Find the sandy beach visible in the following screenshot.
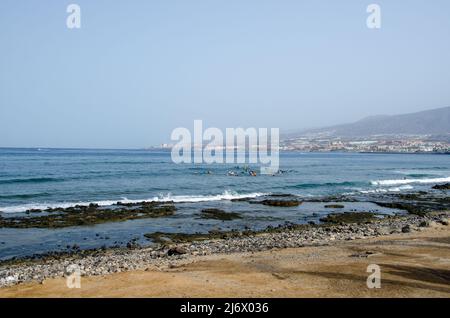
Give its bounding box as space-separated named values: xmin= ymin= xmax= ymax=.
xmin=1 ymin=221 xmax=449 ymax=298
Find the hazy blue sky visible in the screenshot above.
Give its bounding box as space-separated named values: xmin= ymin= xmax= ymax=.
xmin=1 ymin=0 xmax=450 ymax=148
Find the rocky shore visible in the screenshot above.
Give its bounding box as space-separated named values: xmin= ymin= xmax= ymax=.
xmin=1 ymin=210 xmax=448 ymax=288
xmin=0 ymin=201 xmax=176 ymax=228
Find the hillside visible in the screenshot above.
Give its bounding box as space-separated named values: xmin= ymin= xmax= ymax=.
xmin=289 ymin=106 xmax=450 ymax=138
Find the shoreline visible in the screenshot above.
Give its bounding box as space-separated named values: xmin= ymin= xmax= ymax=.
xmin=0 ymin=215 xmax=449 ymax=297
xmin=1 ymin=147 xmax=449 ymax=155
xmin=1 ymin=210 xmax=448 ymax=292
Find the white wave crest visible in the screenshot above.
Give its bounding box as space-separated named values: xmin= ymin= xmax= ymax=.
xmin=0 ymin=191 xmax=267 ymax=213
xmin=348 ymin=185 xmax=414 ymax=195
xmin=386 ymin=185 xmax=414 ymax=192
xmin=370 ymin=177 xmax=450 ymax=186
xmin=151 ymin=190 xmax=266 ymax=203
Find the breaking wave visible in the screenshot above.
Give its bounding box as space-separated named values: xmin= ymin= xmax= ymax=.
xmin=0 ymin=190 xmax=267 ymax=213
xmin=358 ymin=185 xmax=414 ymax=194
xmin=370 ymin=177 xmax=450 ymax=186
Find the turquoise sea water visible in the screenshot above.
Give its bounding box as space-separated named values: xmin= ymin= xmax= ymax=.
xmin=0 ymin=148 xmax=449 ymax=259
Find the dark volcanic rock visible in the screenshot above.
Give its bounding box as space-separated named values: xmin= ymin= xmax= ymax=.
xmin=200 ymin=209 xmax=242 ymax=221
xmin=144 ymin=230 xmax=244 ymax=244
xmin=402 ymin=225 xmax=411 ymax=233
xmin=324 ymin=204 xmax=345 ymax=209
xmin=303 ymin=195 xmax=358 ymax=203
xmin=373 ymin=201 xmax=426 ymax=216
xmin=432 ymin=183 xmax=450 ymax=190
xmin=320 ymin=212 xmax=376 ymax=224
xmin=230 ymin=197 xmax=252 ymax=202
xmin=373 ymin=192 xmax=450 ymax=216
xmin=25 ymin=209 xmax=43 ymax=214
xmin=167 ymin=246 xmax=187 ymax=256
xmin=0 ymin=202 xmax=176 ymax=229
xmin=260 ymin=200 xmax=302 ymax=207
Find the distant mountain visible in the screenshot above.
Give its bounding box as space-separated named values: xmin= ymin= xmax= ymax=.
xmin=288 ymin=106 xmax=450 ymax=138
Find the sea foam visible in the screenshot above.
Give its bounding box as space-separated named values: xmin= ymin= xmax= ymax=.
xmin=0 ymin=190 xmax=267 ymax=213
xmin=370 ymin=176 xmax=450 ymax=186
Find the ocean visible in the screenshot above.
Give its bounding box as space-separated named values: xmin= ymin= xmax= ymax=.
xmin=0 ymin=148 xmax=449 ymax=260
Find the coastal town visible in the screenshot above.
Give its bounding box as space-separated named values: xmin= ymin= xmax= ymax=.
xmin=156 ymin=135 xmax=450 ymax=154
xmin=280 ymin=135 xmax=450 ymax=153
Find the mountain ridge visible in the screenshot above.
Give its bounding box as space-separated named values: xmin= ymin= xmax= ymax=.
xmin=287 ymin=106 xmax=450 ymax=138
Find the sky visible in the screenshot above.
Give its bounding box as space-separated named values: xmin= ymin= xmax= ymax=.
xmin=1 ymin=0 xmax=450 ymax=148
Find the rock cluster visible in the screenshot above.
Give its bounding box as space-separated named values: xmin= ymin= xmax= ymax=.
xmin=0 ymin=202 xmax=176 ymax=229
xmin=432 ymin=183 xmax=450 ymax=190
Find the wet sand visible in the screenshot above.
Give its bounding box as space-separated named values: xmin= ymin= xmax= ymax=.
xmin=1 ymin=224 xmax=449 ymax=298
